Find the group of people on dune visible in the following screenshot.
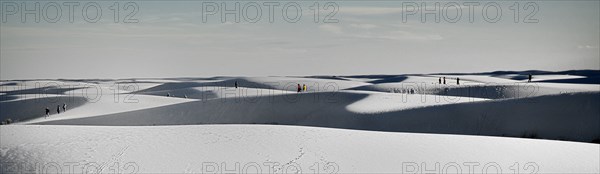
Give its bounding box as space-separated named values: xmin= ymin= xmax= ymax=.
xmin=437 ymin=74 xmax=533 ymax=85
xmin=45 ymin=103 xmax=67 ymax=118
xmin=235 ymin=81 xmax=307 ymax=93
xmin=438 ymin=77 xmax=460 ymax=85
xmin=297 ymin=84 xmax=307 ymax=92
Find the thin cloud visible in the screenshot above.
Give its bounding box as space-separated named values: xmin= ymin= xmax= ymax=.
xmin=319 ymin=23 xmax=442 ymax=41
xmin=349 ymin=23 xmax=379 ymax=29
xmin=318 ymin=24 xmax=344 ymax=34
xmin=340 ymin=7 xmax=404 ymax=15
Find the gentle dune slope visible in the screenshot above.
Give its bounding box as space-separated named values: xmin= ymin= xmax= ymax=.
xmin=21 ymin=94 xmax=194 ymax=124
xmin=137 ymin=76 xmax=369 ymax=93
xmin=138 ymin=87 xmax=294 ymax=100
xmin=349 ymin=81 xmax=598 ymax=99
xmin=34 ymin=91 xmax=370 ymax=126
xmin=1 ymin=125 xmax=597 ymax=173
xmin=35 ymin=90 xmax=600 ymax=142
xmin=366 ymin=92 xmax=600 ymax=142
xmin=0 ymin=96 xmax=88 ymax=122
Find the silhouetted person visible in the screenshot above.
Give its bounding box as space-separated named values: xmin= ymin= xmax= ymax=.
xmin=45 ymin=107 xmax=50 ymax=117
xmin=62 ymin=103 xmax=67 ymax=112
xmin=297 ymin=84 xmax=301 ymax=92
xmin=235 ymin=81 xmax=238 ymax=88
xmin=443 ymin=77 xmax=446 ymax=84
xmin=438 ymin=77 xmax=441 ymax=84
xmin=528 ymin=74 xmax=532 ymax=82
xmin=57 ymin=105 xmax=61 ymax=114
xmin=457 ymin=78 xmax=460 ymax=85
xmin=167 ymin=93 xmax=171 ymax=97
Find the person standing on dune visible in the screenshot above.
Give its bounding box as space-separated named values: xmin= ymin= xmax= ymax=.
xmin=443 ymin=77 xmax=446 ymax=84
xmin=303 ymin=84 xmax=307 ymax=92
xmin=235 ymin=81 xmax=238 ymax=88
xmin=457 ymin=78 xmax=460 ymax=85
xmin=528 ymin=74 xmax=532 ymax=82
xmin=438 ymin=77 xmax=441 ymax=84
xmin=45 ymin=107 xmax=50 ymax=117
xmin=57 ymin=105 xmax=61 ymax=114
xmin=297 ymin=84 xmax=301 ymax=92
xmin=62 ymin=103 xmax=67 ymax=112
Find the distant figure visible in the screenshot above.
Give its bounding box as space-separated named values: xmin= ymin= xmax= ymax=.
xmin=167 ymin=93 xmax=171 ymax=97
xmin=443 ymin=77 xmax=446 ymax=84
xmin=235 ymin=81 xmax=238 ymax=88
xmin=457 ymin=78 xmax=460 ymax=85
xmin=303 ymin=84 xmax=307 ymax=92
xmin=57 ymin=105 xmax=61 ymax=114
xmin=410 ymin=89 xmax=415 ymax=94
xmin=438 ymin=77 xmax=441 ymax=84
xmin=184 ymin=95 xmax=188 ymax=99
xmin=62 ymin=103 xmax=67 ymax=112
xmin=45 ymin=107 xmax=50 ymax=117
xmin=297 ymin=84 xmax=301 ymax=92
xmin=528 ymin=74 xmax=532 ymax=82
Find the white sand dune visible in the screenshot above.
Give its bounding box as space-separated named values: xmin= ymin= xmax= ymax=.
xmin=138 ymin=86 xmax=294 ymax=100
xmin=446 ymin=74 xmax=522 ymax=84
xmin=345 ymin=91 xmax=489 ymax=114
xmin=22 ymin=93 xmax=194 ymax=124
xmin=530 ymin=74 xmax=587 ymax=81
xmin=1 ymin=125 xmax=597 ymax=173
xmin=1 ymin=71 xmax=599 ymax=173
xmin=28 ymin=90 xmax=599 ymax=142
xmin=138 ymin=76 xmax=369 ymax=93
xmin=348 ymin=76 xmax=598 ymax=99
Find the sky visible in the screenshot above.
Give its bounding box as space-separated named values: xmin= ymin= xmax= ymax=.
xmin=1 ymin=1 xmax=599 ymax=80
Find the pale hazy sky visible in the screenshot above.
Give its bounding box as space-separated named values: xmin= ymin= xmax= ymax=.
xmin=1 ymin=1 xmax=599 ymax=80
